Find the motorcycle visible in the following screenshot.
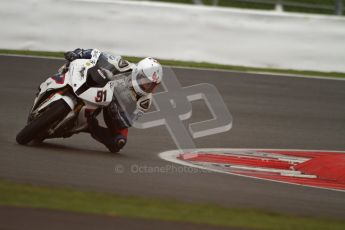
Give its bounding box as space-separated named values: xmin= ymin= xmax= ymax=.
xmin=16 ymin=50 xmax=123 ymax=145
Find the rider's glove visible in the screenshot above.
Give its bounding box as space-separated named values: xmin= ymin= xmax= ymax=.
xmin=64 ymin=48 xmax=83 ymax=62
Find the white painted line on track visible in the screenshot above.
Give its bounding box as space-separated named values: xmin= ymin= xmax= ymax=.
xmin=1 ymin=54 xmax=344 ymax=81
xmin=0 ymin=54 xmax=63 ymax=61
xmin=170 ymin=65 xmax=345 ymax=81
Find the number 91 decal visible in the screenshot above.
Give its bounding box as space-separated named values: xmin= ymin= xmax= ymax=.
xmin=95 ymin=90 xmax=107 ymax=102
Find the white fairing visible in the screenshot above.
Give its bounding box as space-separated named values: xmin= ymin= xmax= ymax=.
xmin=34 ymin=49 xmax=116 ymax=133
xmin=39 ymin=50 xmax=114 ymax=105
xmin=37 ymin=93 xmax=75 ymax=111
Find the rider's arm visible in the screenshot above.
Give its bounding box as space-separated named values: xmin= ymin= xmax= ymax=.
xmin=64 ymin=48 xmax=93 ymax=62
xmin=131 ymin=93 xmax=153 ymax=122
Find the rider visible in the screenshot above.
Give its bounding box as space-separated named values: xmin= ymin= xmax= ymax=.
xmin=64 ymin=48 xmax=163 ymax=153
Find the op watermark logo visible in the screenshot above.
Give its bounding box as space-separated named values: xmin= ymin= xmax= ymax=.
xmin=133 ymin=67 xmax=232 ymax=150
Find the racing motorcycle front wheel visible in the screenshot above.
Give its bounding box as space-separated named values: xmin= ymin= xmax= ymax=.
xmin=16 ymin=100 xmax=71 ymax=145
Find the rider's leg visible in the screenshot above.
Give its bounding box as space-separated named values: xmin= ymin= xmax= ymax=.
xmin=87 ymin=117 xmax=127 ymax=153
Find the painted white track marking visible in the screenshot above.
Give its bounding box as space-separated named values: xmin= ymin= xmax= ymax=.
xmin=1 ymin=54 xmax=344 ymax=81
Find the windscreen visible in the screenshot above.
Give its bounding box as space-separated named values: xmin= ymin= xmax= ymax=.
xmin=96 ymin=53 xmax=117 ymax=78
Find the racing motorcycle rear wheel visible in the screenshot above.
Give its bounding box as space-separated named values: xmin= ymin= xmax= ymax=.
xmin=16 ymin=100 xmax=71 ymax=145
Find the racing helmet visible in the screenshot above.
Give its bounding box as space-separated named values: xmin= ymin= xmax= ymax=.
xmin=131 ymin=57 xmax=163 ymax=96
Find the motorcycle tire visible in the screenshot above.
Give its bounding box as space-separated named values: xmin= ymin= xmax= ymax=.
xmin=16 ymin=99 xmax=71 ymax=145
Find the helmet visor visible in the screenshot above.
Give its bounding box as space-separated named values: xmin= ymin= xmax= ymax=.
xmin=135 ymin=71 xmax=159 ymax=93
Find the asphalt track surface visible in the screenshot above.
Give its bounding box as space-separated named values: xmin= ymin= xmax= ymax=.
xmin=0 ymin=55 xmax=345 ymax=220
